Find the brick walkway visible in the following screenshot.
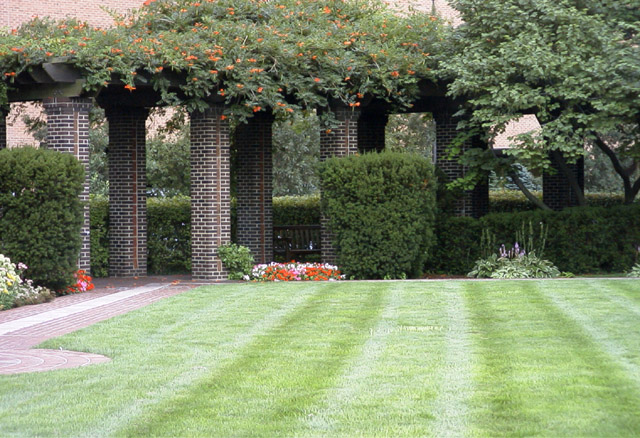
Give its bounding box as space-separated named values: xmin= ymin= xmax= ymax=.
xmin=0 ymin=277 xmax=200 ymax=375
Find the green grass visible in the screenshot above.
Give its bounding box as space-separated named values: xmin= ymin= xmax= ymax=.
xmin=1 ymin=279 xmax=639 ymax=437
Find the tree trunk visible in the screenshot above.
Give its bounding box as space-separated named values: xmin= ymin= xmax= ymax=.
xmin=509 ymin=169 xmax=552 ymax=211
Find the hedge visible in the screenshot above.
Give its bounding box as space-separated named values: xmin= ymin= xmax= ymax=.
xmin=90 ymin=196 xmax=191 ymax=276
xmin=90 ymin=193 xmax=637 ymax=277
xmin=319 ymin=151 xmax=437 ymax=279
xmin=0 ymin=147 xmax=84 ymax=290
xmin=90 ymin=195 xmax=319 ymax=276
xmin=489 ymin=190 xmax=628 ymax=213
xmin=272 ymin=194 xmax=321 ymax=225
xmin=426 ymin=204 xmax=640 ymax=275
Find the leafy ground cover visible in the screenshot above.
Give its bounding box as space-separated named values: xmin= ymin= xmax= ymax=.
xmin=0 ymin=279 xmax=639 ymax=437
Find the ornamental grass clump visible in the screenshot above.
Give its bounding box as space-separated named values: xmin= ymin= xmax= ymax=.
xmin=0 ymin=254 xmax=54 ymax=311
xmin=250 ymin=262 xmax=343 ymax=282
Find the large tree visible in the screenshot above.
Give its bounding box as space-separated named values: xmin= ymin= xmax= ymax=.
xmin=443 ymin=0 xmax=640 ymax=206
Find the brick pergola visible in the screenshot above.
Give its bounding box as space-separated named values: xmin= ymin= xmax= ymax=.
xmin=0 ymin=60 xmax=583 ymax=280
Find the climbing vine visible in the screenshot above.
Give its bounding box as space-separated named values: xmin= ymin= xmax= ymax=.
xmin=0 ymin=0 xmax=449 ymax=120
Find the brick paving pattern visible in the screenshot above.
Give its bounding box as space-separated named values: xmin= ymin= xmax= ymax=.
xmin=0 ymin=279 xmax=198 ymax=375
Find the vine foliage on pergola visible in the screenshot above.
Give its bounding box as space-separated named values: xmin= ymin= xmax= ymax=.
xmin=0 ymin=0 xmax=449 ymax=120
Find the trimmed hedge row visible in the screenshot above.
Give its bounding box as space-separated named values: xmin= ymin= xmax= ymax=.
xmin=489 ymin=191 xmax=628 ymax=213
xmin=272 ymin=194 xmax=321 ymax=225
xmin=90 ymin=195 xmax=321 ymax=276
xmin=90 ymin=196 xmax=191 ymax=277
xmin=426 ymin=204 xmax=640 ymax=275
xmin=0 ymin=147 xmax=85 ymax=291
xmin=90 ymin=194 xmax=638 ymax=277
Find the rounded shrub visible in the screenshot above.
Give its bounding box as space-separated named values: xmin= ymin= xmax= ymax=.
xmin=319 ymin=151 xmax=437 ymax=279
xmin=0 ymin=147 xmax=84 ymax=290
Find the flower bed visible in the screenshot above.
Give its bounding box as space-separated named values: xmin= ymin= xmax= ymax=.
xmin=0 ymin=254 xmax=54 ymax=310
xmin=62 ymin=270 xmax=95 ymax=294
xmin=249 ymin=262 xmax=344 ymax=282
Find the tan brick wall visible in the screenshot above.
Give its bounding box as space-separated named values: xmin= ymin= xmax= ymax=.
xmin=0 ymin=0 xmax=143 ymax=30
xmin=492 ymin=115 xmax=541 ymax=149
xmin=388 ymin=0 xmax=462 ymax=25
xmin=3 ymin=0 xmax=144 ymax=147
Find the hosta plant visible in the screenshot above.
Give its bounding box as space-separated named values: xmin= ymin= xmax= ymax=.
xmin=468 ymin=243 xmax=560 ymax=279
xmin=628 ymin=264 xmax=640 ymax=278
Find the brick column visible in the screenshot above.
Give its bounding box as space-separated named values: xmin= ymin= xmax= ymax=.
xmin=190 ymin=105 xmax=231 ymax=280
xmin=434 ymin=110 xmax=488 ymax=218
xmin=0 ymin=107 xmax=7 ymax=149
xmin=320 ymin=106 xmax=361 ymax=264
xmin=43 ymin=97 xmax=92 ymax=271
xmin=543 ymin=153 xmax=584 ymax=211
xmin=358 ymin=111 xmax=387 ymax=153
xmin=236 ymin=112 xmax=274 ymax=264
xmin=105 ymin=107 xmax=149 ymax=277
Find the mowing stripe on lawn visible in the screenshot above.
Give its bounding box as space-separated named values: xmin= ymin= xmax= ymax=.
xmin=301 ymin=281 xmax=400 ymax=436
xmin=118 ymin=282 xmax=386 ymax=437
xmin=593 ymin=279 xmax=640 ymax=318
xmin=541 ymin=280 xmax=640 ymax=388
xmin=0 ymin=283 xmax=321 ymax=438
xmin=86 ymin=282 xmax=323 ymax=437
xmin=430 ymin=281 xmax=473 ymax=438
xmin=464 ymin=280 xmax=640 ymax=437
xmin=301 ymin=281 xmax=474 ymax=437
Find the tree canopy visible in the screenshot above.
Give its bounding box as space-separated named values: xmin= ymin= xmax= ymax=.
xmin=0 ymin=0 xmax=448 ymax=121
xmin=443 ymin=0 xmax=640 ymax=205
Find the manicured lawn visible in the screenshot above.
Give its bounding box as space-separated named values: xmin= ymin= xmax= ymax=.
xmin=1 ymin=279 xmax=639 ymax=437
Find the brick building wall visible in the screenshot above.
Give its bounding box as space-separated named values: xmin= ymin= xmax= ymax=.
xmin=0 ymin=0 xmax=142 ymax=29
xmin=2 ymin=0 xmax=145 ymax=148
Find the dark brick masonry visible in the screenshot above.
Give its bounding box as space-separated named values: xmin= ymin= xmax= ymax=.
xmin=434 ymin=110 xmax=489 ymax=218
xmin=543 ymin=153 xmax=584 ymax=211
xmin=106 ymin=106 xmax=149 ymax=277
xmin=0 ymin=108 xmax=7 ymax=149
xmin=190 ymin=105 xmax=231 ymax=280
xmin=319 ymin=106 xmax=361 ymax=265
xmin=43 ymin=97 xmax=93 ymax=271
xmin=236 ymin=112 xmax=275 ymax=264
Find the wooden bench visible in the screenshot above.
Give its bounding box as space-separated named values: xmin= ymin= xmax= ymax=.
xmin=273 ymin=225 xmax=321 ymax=261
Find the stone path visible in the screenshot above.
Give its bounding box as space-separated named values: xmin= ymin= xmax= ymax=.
xmin=0 ymin=280 xmax=198 ymax=375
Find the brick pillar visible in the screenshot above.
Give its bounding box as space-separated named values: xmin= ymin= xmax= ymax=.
xmin=190 ymin=105 xmax=231 ymax=280
xmin=358 ymin=111 xmax=387 ymax=153
xmin=43 ymin=97 xmax=92 ymax=271
xmin=320 ymin=106 xmax=361 ymax=264
xmin=105 ymin=107 xmax=149 ymax=277
xmin=236 ymin=112 xmax=274 ymax=264
xmin=0 ymin=107 xmax=7 ymax=149
xmin=434 ymin=110 xmax=488 ymax=218
xmin=543 ymin=153 xmax=584 ymax=211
